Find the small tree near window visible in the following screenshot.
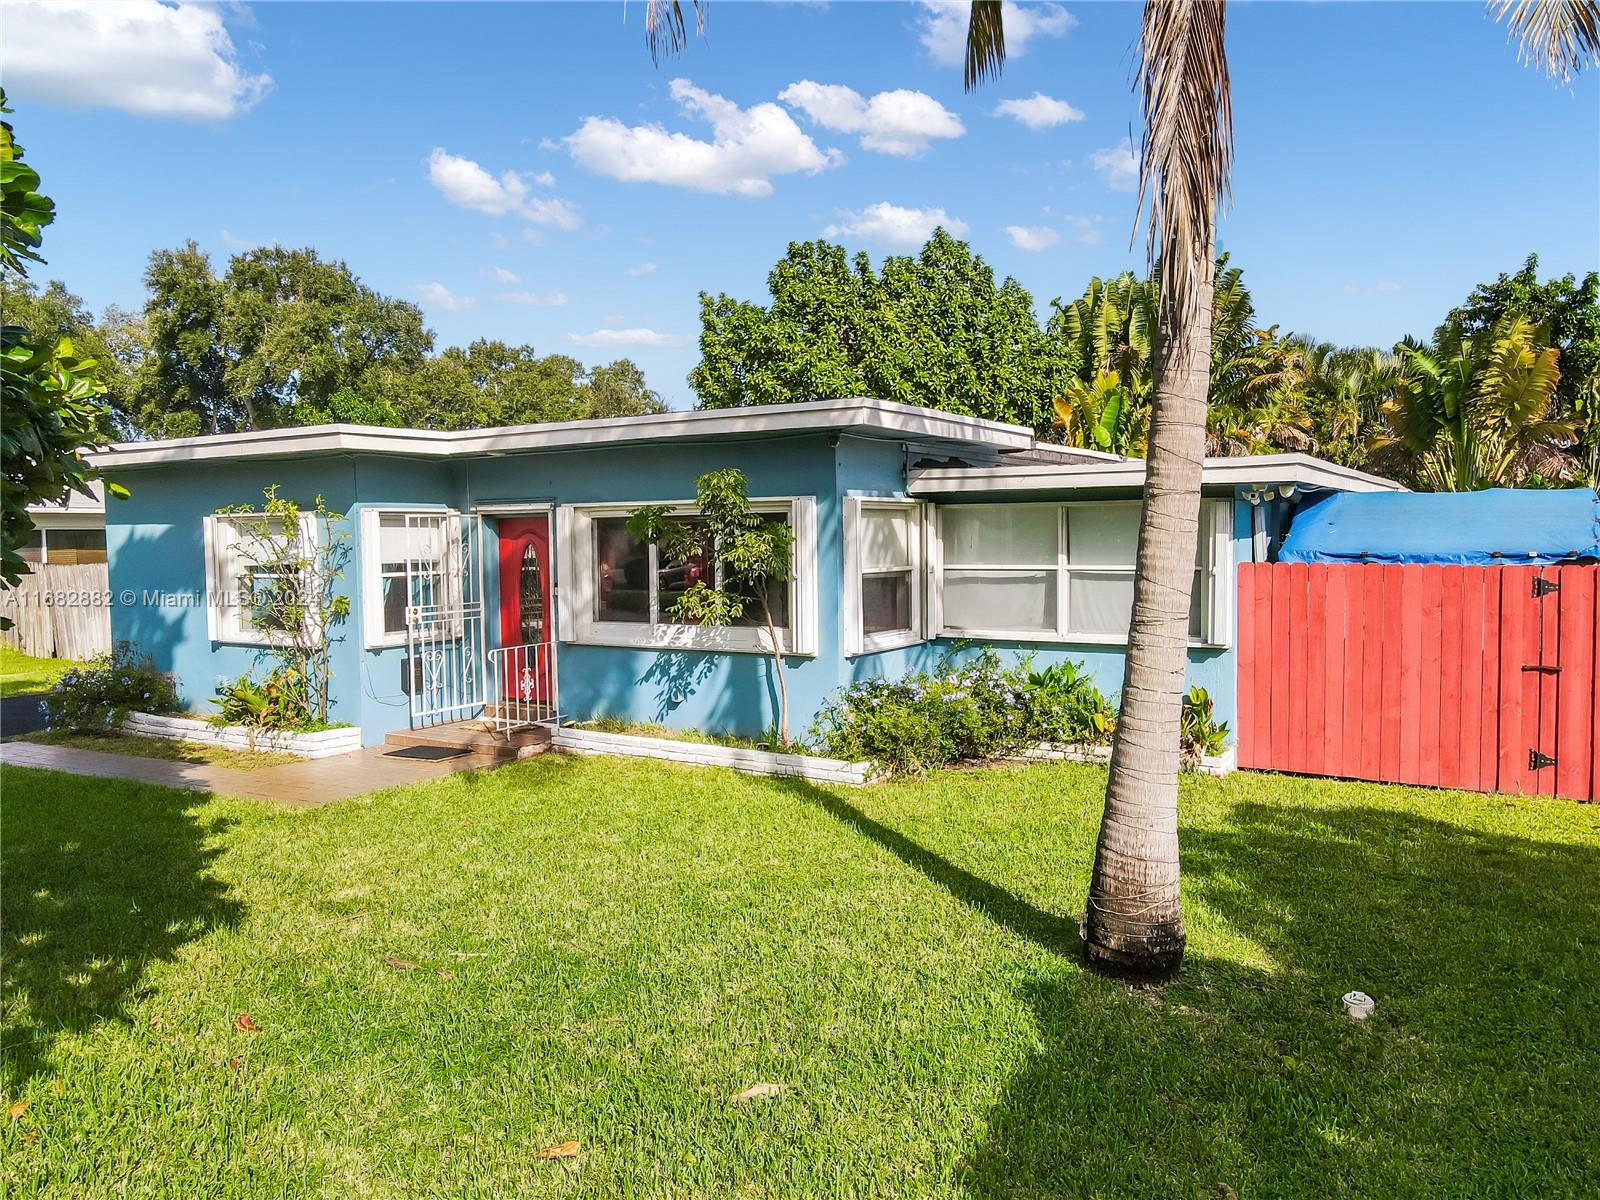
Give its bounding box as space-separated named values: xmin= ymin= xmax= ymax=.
xmin=627 ymin=468 xmax=796 ymax=744
xmin=216 ymin=485 xmax=351 ymax=725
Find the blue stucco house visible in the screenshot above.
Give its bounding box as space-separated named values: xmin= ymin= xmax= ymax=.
xmin=94 ymin=398 xmax=1399 ymax=749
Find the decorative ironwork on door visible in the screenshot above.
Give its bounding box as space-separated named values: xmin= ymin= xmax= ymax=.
xmin=404 ymin=511 xmax=486 ymax=727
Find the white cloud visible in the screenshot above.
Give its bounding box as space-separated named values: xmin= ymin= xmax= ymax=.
xmin=918 ymin=1 xmax=1075 ymax=68
xmin=1066 ymin=214 xmax=1106 ymax=246
xmin=1005 ymin=224 xmax=1060 ymax=252
xmin=566 ymin=328 xmax=687 ymax=348
xmin=779 ymin=82 xmax=963 ymax=157
xmin=1091 ymin=138 xmax=1138 ymax=193
xmin=1343 ymin=281 xmax=1404 ymax=295
xmin=219 ymin=229 xmax=258 ymax=250
xmin=486 ymin=266 xmax=521 ymax=284
xmin=994 ymin=92 xmax=1085 ymax=130
xmin=532 ymin=170 xmax=557 ymax=188
xmin=824 ymin=202 xmax=968 ymax=249
xmin=627 ymin=262 xmax=659 ymax=277
xmin=500 ymin=291 xmax=569 ymax=307
xmin=415 ymin=282 xmax=475 ymax=313
xmin=4 ymin=0 xmax=272 ymax=120
xmin=565 ymin=78 xmax=839 ymax=197
xmin=426 ymin=148 xmax=581 ymax=228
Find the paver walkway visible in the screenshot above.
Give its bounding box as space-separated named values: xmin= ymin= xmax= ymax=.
xmin=0 ymin=741 xmax=489 ymax=806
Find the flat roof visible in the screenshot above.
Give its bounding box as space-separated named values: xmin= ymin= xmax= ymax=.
xmin=91 ymin=397 xmax=1038 ymax=469
xmin=908 ymin=453 xmax=1403 ymax=497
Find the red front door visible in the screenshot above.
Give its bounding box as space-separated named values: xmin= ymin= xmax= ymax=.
xmin=496 ymin=516 xmax=553 ymax=701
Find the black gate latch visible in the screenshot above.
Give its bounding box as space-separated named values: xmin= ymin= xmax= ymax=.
xmin=1529 ymin=749 xmax=1557 ymax=771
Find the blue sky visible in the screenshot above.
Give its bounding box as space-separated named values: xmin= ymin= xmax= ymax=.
xmin=7 ymin=1 xmax=1598 ymax=410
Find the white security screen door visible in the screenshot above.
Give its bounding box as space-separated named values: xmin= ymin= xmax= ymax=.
xmin=403 ymin=511 xmax=486 ymax=726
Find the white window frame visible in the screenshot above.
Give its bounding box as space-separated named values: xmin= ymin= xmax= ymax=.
xmin=843 ymin=497 xmax=928 ymax=657
xmin=357 ymin=506 xmax=460 ymax=650
xmin=932 ymin=498 xmax=1233 ymax=648
xmin=557 ymin=496 xmax=818 ymax=657
xmin=202 ymin=511 xmax=318 ymax=646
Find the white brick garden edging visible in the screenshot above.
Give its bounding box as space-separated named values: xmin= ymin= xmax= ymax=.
xmin=1018 ymin=742 xmax=1237 ymax=777
xmin=551 ymin=726 xmax=872 ymax=785
xmin=122 ymin=711 xmax=361 ymax=759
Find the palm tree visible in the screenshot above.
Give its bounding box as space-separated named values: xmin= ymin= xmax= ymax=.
xmin=641 ymin=0 xmax=1599 ymax=978
xmin=1372 ymin=316 xmax=1578 ymax=489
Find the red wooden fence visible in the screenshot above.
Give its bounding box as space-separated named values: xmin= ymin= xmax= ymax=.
xmin=1237 ymin=563 xmax=1599 ymax=802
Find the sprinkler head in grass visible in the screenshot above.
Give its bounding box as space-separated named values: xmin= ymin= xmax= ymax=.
xmin=1341 ymin=990 xmax=1375 ymax=1020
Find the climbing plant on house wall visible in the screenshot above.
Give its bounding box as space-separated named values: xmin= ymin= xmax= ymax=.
xmin=213 ymin=486 xmax=351 ymax=727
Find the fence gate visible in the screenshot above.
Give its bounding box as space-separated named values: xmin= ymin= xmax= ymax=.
xmin=404 ymin=511 xmax=486 ymax=727
xmin=1237 ymin=563 xmax=1598 ymax=802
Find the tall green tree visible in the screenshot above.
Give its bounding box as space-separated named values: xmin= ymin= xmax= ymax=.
xmin=1437 ymin=254 xmax=1600 ymax=475
xmin=134 ymin=242 xmax=433 ymax=436
xmin=692 ymin=230 xmax=1077 ymax=434
xmin=1373 ymin=315 xmax=1576 ymax=490
xmin=0 ymin=87 xmax=121 ymax=608
xmin=2 ymin=278 xmax=138 ymax=433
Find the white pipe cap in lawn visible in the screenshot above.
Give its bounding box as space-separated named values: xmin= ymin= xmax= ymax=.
xmin=1341 ymin=990 xmax=1376 ymax=1020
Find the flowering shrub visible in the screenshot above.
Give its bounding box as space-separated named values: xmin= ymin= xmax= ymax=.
xmin=811 ymin=649 xmax=1114 ymax=775
xmin=41 ymin=642 xmax=180 ymax=734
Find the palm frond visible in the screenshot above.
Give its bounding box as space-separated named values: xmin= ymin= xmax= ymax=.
xmin=964 ymin=1 xmax=1007 ymax=91
xmin=1492 ymin=0 xmax=1600 ymax=82
xmin=1135 ymin=0 xmax=1233 ymax=300
xmin=643 ymin=0 xmax=706 ymax=64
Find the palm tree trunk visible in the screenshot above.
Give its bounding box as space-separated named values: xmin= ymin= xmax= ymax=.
xmin=1083 ymin=237 xmax=1216 ymax=980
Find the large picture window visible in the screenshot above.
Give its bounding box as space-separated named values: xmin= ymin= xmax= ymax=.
xmin=560 ymin=498 xmax=817 ymax=656
xmin=936 ymin=500 xmax=1231 ymax=646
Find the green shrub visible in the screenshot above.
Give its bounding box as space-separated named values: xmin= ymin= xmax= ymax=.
xmin=812 ymin=649 xmax=1114 ymax=776
xmin=1180 ymin=684 xmax=1231 ymax=762
xmin=41 ymin=642 xmax=179 ymax=734
xmin=212 ymin=666 xmax=332 ymax=732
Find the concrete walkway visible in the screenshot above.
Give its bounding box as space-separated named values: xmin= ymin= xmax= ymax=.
xmin=0 ymin=741 xmax=488 ymax=807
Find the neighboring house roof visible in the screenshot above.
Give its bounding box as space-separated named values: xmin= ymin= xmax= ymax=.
xmin=90 ymin=398 xmax=1039 ymax=469
xmin=24 ymin=479 xmax=106 ymax=517
xmin=1280 ymin=487 xmax=1600 ymax=565
xmin=908 ymin=453 xmax=1403 ymax=498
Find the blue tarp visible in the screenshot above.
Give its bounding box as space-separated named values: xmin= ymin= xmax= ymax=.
xmin=1279 ymin=488 xmax=1600 ymax=565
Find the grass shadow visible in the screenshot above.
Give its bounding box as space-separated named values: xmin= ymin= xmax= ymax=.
xmin=957 ymin=798 xmax=1600 ymax=1196
xmin=775 ymin=777 xmax=1083 ymax=958
xmin=1 ymin=766 xmax=244 ymax=1090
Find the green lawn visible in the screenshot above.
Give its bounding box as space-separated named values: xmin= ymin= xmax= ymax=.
xmin=2 ymin=757 xmax=1596 ymax=1198
xmin=0 ymin=648 xmax=77 ymax=698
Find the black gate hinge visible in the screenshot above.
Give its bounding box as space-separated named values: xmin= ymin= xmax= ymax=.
xmin=1529 ymin=749 xmax=1557 ymax=771
xmin=1533 ymin=577 xmax=1560 ymax=597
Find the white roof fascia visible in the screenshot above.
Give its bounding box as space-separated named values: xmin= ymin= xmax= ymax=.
xmin=89 ymin=398 xmax=1037 ymax=470
xmin=908 ymin=453 xmax=1403 ymax=496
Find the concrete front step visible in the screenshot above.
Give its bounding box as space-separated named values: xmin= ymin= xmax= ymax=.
xmin=384 ymin=719 xmax=552 ymax=761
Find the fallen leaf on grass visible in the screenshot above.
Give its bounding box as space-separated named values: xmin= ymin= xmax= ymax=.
xmin=534 ymin=1140 xmax=580 ymax=1160
xmin=229 ymin=1056 xmax=243 ymax=1072
xmin=730 ymin=1082 xmax=785 ymax=1104
xmin=435 ymin=968 xmax=454 ymax=980
xmin=235 ymin=1013 xmax=261 ymax=1033
xmin=7 ymin=1100 xmax=29 ymax=1122
xmin=382 ymin=954 xmax=421 ymax=972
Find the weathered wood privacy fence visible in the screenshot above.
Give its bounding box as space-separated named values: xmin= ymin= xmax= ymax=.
xmin=1237 ymin=563 xmax=1598 ymax=802
xmin=0 ymin=563 xmax=112 ymax=660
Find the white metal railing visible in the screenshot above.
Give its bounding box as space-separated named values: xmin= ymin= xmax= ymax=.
xmin=486 ymin=640 xmax=560 ymax=733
